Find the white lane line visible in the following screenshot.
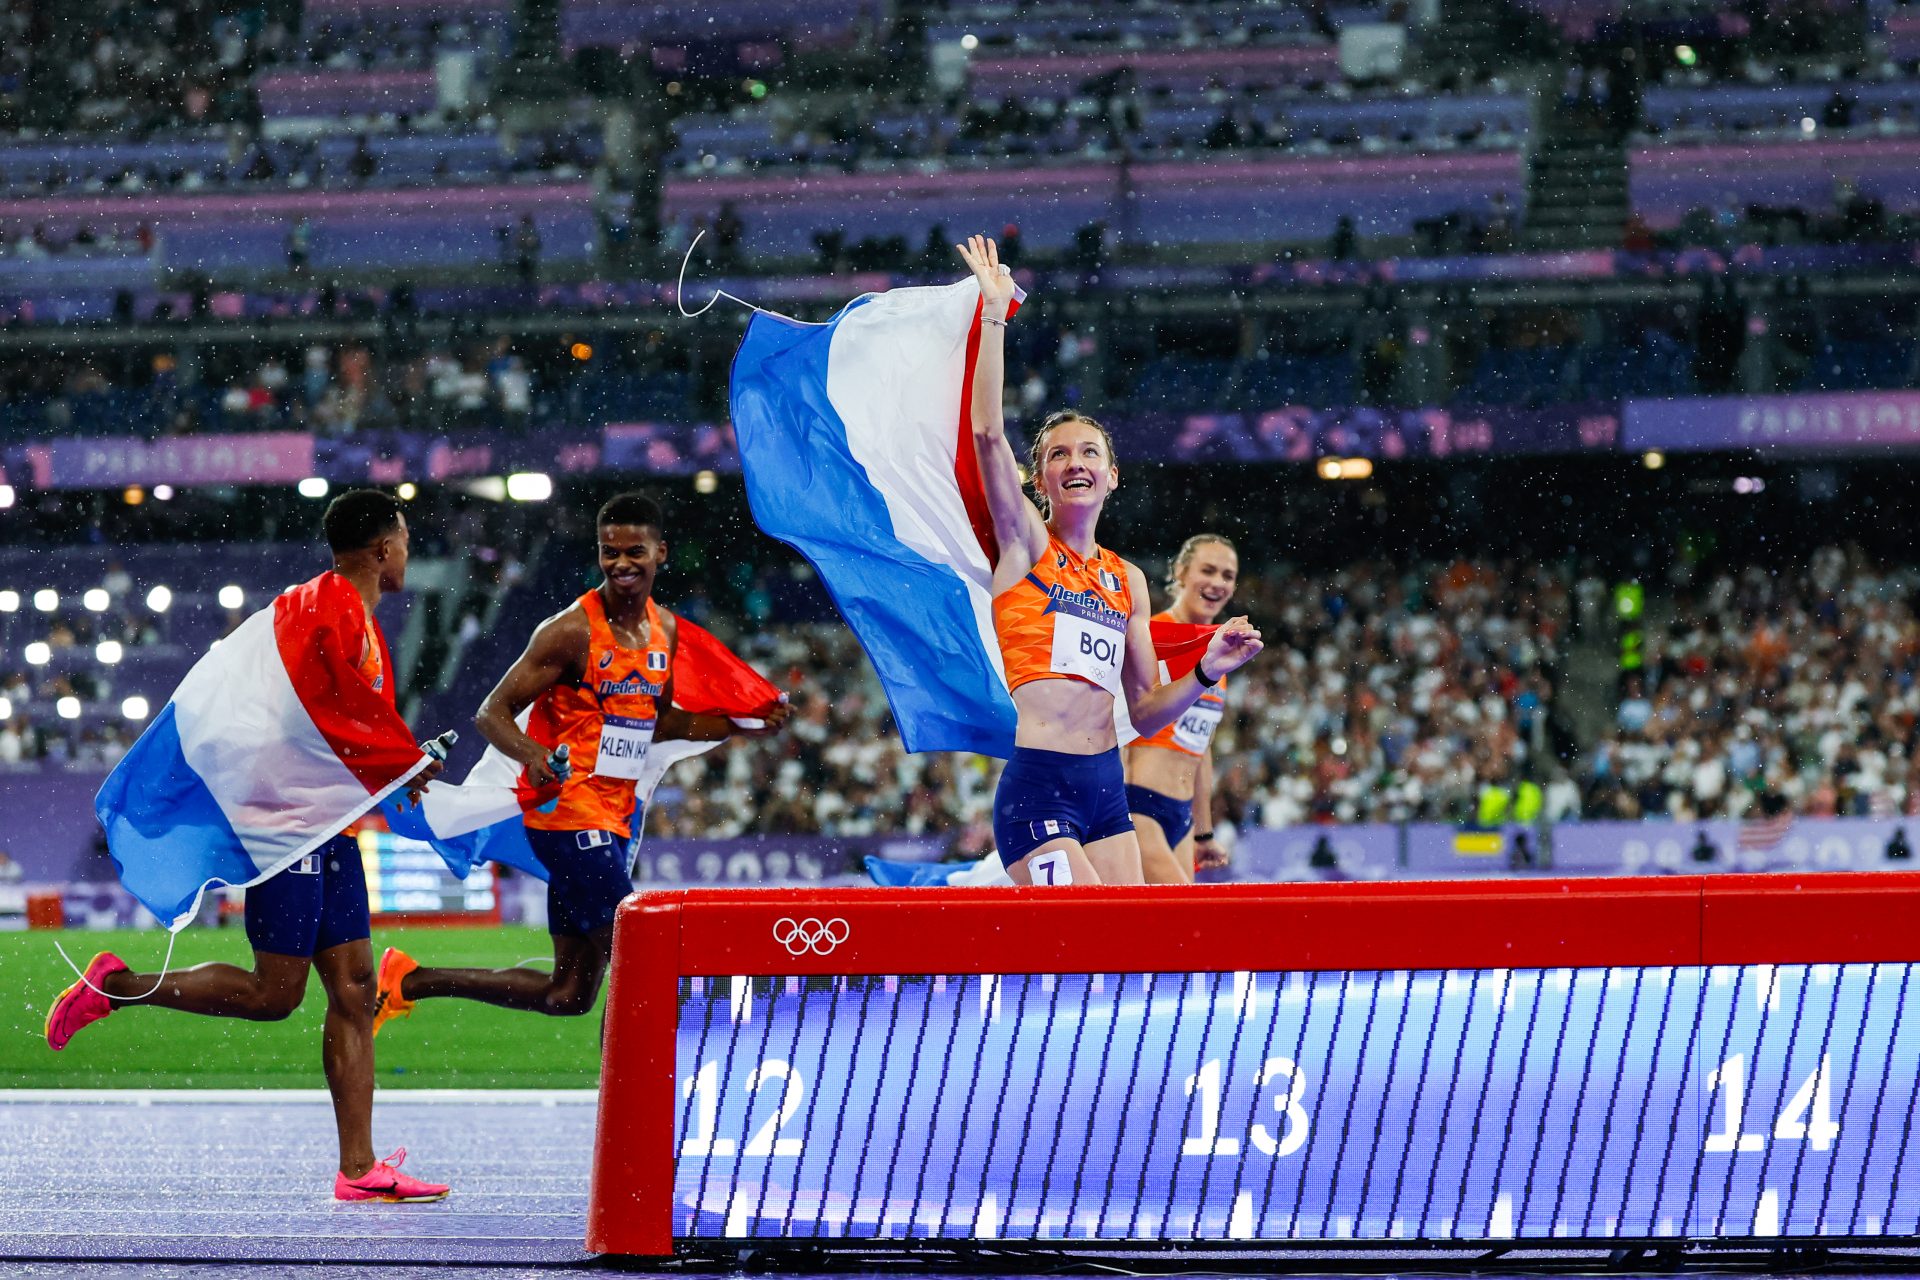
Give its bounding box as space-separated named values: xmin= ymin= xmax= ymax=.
xmin=0 ymin=1088 xmax=598 ymax=1104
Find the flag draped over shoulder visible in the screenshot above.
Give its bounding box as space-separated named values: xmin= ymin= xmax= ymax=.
xmin=731 ymin=278 xmax=1026 ymax=757
xmin=94 ymin=572 xmax=430 ymax=930
xmin=386 ymin=614 xmax=783 ymax=878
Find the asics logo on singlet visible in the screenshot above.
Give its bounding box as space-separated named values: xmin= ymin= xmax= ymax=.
xmin=595 ymin=673 xmax=664 ymax=698
xmin=773 ymin=917 xmax=850 ymax=956
xmin=1040 ymin=583 xmax=1126 ymax=629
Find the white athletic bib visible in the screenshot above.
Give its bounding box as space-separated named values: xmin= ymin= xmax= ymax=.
xmin=1028 ymin=849 xmax=1073 ymax=886
xmin=594 ymin=713 xmax=657 ymax=780
xmin=1049 ymin=612 xmax=1125 ymax=695
xmin=1173 ymin=695 xmax=1225 ymax=753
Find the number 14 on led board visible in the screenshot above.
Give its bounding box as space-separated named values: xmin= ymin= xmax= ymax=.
xmin=1704 ymin=1054 xmax=1838 ymax=1154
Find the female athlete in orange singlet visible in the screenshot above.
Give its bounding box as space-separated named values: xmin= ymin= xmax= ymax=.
xmin=957 ymin=233 xmax=1263 ymax=886
xmin=1126 ymin=535 xmax=1240 ymax=883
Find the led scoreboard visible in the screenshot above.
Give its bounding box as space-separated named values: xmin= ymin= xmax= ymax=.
xmin=355 ymin=829 xmax=498 ymax=923
xmin=587 ymin=876 xmax=1920 ymax=1257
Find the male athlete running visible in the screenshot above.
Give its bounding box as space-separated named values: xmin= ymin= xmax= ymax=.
xmin=372 ymin=492 xmax=788 ymax=1025
xmin=46 ymin=489 xmax=451 ymax=1202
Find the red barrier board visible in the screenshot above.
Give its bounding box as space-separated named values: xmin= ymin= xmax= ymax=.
xmin=586 ymin=873 xmax=1920 ymax=1257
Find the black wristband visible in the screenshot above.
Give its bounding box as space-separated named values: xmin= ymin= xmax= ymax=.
xmin=1194 ymin=660 xmax=1220 ymax=688
xmin=1195 ymin=832 xmax=1215 ymax=842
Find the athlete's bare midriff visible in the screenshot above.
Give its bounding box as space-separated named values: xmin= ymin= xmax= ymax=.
xmin=1123 ymin=740 xmax=1199 ymax=800
xmin=1011 ymin=677 xmax=1121 ymax=754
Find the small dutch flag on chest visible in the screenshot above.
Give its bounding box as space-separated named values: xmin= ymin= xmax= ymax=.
xmin=1097 ymin=568 xmax=1122 ymax=593
xmin=647 ymin=650 xmax=668 ymax=671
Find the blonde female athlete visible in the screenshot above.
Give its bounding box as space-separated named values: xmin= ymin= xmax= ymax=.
xmin=958 ymin=233 xmax=1263 ymax=886
xmin=1126 ymin=534 xmax=1241 ymax=883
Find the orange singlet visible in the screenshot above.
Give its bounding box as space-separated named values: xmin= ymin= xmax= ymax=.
xmin=993 ymin=536 xmax=1133 ymax=696
xmin=1134 ymin=610 xmax=1226 ymax=757
xmin=322 ymin=569 xmax=393 ymax=702
xmin=354 ymin=615 xmax=388 ymax=698
xmin=523 ymin=591 xmax=672 ymax=839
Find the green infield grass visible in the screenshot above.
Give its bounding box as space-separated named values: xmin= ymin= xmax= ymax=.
xmin=0 ymin=926 xmax=604 ymax=1090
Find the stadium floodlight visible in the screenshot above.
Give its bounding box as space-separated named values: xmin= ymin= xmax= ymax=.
xmin=298 ymin=477 xmax=330 ymax=499
xmin=82 ymin=588 xmax=109 ymax=612
xmin=694 ymin=470 xmax=719 ymax=495
xmin=96 ymin=640 xmax=123 ymax=664
xmin=153 ymin=484 xmax=175 ymax=501
xmin=1316 ymin=457 xmax=1373 ymax=481
xmin=218 ymin=585 xmax=245 ymax=610
xmin=0 ymin=485 xmax=14 ymax=509
xmin=0 ymin=591 xmax=17 ymax=613
xmin=146 ymin=585 xmax=173 ymax=613
xmin=33 ymin=589 xmax=56 ymax=612
xmin=24 ymin=642 xmax=49 ymax=666
xmin=55 ymin=696 xmax=80 ymax=720
xmin=0 ymin=697 xmax=11 ymax=720
xmin=397 ymin=482 xmax=418 ymax=501
xmin=122 ymin=696 xmax=150 ymax=721
xmin=507 ymin=472 xmax=553 ymax=502
xmin=961 ymin=31 xmax=978 ymax=49
xmin=1642 ymin=450 xmax=1666 ymax=470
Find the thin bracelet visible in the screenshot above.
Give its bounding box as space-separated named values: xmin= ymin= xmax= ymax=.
xmin=981 ymin=315 xmax=1007 ymax=327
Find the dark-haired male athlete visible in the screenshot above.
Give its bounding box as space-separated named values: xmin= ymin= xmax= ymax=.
xmin=47 ymin=488 xmax=451 ymax=1202
xmin=373 ymin=491 xmax=789 ymax=1026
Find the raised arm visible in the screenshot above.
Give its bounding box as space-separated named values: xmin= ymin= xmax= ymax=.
xmin=956 ymin=234 xmax=1048 ymax=576
xmin=475 ymin=609 xmax=586 ymax=786
xmin=1119 ymin=562 xmax=1265 ymax=739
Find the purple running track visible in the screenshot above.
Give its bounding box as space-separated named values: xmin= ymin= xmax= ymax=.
xmin=0 ymin=1090 xmax=594 ymax=1265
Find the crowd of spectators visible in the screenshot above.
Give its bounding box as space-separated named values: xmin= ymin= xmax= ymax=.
xmin=0 ymin=0 xmax=506 ymax=136
xmin=0 ymin=124 xmax=598 ymax=204
xmin=0 ymin=222 xmax=153 ymax=259
xmin=256 ymin=14 xmax=506 ymax=74
xmin=1583 ymin=544 xmax=1920 ymax=822
xmin=643 ymin=544 xmax=1920 ymax=842
xmin=6 ymin=284 xmax=1918 ymax=439
xmin=3 ymin=0 xmax=261 ymax=135
xmin=0 ymin=330 xmax=689 ymax=440
xmin=642 ymin=556 xmax=1576 ymax=844
xmin=667 ymin=71 xmax=1521 ymax=181
xmin=9 ymin=525 xmax=1920 ymax=843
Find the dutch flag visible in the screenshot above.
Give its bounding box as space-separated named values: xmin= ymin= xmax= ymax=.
xmin=94 ymin=572 xmax=434 ymax=930
xmin=731 ymin=278 xmax=1025 ymax=757
xmin=733 ymin=278 xmax=1213 ymax=759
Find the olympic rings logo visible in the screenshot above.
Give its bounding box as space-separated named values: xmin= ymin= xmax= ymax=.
xmin=772 ymin=917 xmax=850 ymax=956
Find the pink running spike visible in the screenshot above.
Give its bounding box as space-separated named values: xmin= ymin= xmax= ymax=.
xmin=45 ymin=952 xmax=128 ymax=1051
xmin=334 ymin=1147 xmax=450 ymax=1203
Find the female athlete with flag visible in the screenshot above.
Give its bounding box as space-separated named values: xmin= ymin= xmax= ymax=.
xmin=957 ymin=234 xmax=1263 ymax=886
xmin=1127 ymin=534 xmax=1241 ymax=883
